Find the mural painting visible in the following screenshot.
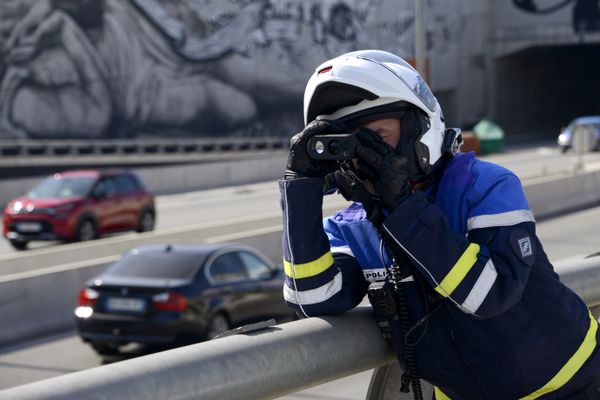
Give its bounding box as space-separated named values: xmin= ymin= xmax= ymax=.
xmin=513 ymin=0 xmax=600 ymax=33
xmin=0 ymin=0 xmax=459 ymax=139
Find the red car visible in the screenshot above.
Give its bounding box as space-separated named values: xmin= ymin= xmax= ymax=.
xmin=2 ymin=170 xmax=155 ymax=250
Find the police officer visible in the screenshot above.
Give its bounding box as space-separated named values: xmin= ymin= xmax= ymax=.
xmin=280 ymin=50 xmax=600 ymax=399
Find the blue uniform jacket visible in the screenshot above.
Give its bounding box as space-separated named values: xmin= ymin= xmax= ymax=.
xmin=279 ymin=152 xmax=600 ymax=399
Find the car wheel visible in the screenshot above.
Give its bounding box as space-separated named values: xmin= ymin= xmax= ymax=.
xmin=136 ymin=209 xmax=155 ymax=233
xmin=560 ymin=146 xmax=569 ymax=154
xmin=206 ymin=313 xmax=230 ymax=339
xmin=75 ymin=219 xmax=97 ymax=242
xmin=9 ymin=239 xmax=28 ymax=251
xmin=90 ymin=342 xmax=120 ymax=356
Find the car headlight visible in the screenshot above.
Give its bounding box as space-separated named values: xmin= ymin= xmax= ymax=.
xmin=558 ymin=133 xmax=569 ymax=145
xmin=5 ymin=201 xmax=23 ymax=215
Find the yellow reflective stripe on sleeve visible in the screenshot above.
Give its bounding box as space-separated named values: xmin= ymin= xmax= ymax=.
xmin=433 ymin=386 xmax=452 ymax=400
xmin=434 ymin=386 xmax=452 ymax=400
xmin=520 ymin=311 xmax=598 ymax=400
xmin=283 ymin=251 xmax=334 ymax=279
xmin=434 ymin=243 xmax=480 ymax=297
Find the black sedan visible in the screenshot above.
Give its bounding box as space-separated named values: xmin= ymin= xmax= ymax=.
xmin=75 ymin=243 xmax=295 ymax=356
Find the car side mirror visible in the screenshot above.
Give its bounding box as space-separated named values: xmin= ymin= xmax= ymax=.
xmin=268 ymin=266 xmax=283 ymax=279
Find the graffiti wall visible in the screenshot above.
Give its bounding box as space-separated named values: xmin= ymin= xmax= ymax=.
xmin=488 ymin=0 xmax=600 ymax=59
xmin=0 ymin=0 xmax=464 ymax=139
xmin=511 ymin=0 xmax=600 ymax=33
xmin=0 ymin=0 xmax=426 ymax=139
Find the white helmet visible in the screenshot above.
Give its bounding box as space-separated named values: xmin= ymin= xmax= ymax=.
xmin=303 ymin=49 xmax=459 ymax=182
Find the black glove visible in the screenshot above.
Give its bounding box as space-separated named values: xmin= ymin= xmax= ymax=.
xmin=354 ymin=128 xmax=411 ymax=210
xmin=285 ymin=118 xmax=347 ymax=179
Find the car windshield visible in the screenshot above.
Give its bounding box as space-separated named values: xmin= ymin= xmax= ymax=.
xmin=105 ymin=251 xmax=209 ymax=280
xmin=569 ymin=119 xmax=600 ymax=131
xmin=28 ymin=176 xmax=96 ymax=199
xmin=582 ymin=122 xmax=600 ymax=130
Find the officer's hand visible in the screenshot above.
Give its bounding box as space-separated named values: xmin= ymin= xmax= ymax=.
xmin=354 ymin=128 xmax=411 ymax=210
xmin=285 ymin=118 xmax=346 ymax=179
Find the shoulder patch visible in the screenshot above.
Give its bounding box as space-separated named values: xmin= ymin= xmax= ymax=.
xmin=509 ymin=229 xmax=536 ymax=266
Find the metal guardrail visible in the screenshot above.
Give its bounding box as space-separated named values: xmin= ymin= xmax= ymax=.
xmin=0 ymin=307 xmax=396 ymax=400
xmin=1 ymin=257 xmax=599 ymax=400
xmin=0 ymin=138 xmax=289 ymax=158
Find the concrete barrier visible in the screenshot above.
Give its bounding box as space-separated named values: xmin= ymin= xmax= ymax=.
xmin=135 ymin=154 xmax=288 ymax=195
xmin=0 ymin=259 xmax=115 ymax=345
xmin=524 ymin=169 xmax=600 ymax=218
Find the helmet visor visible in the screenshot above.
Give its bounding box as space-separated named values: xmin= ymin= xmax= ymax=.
xmin=339 ymin=102 xmax=410 ymax=130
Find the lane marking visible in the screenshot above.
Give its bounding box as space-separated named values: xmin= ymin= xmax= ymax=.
xmin=204 ymin=225 xmax=283 ymax=244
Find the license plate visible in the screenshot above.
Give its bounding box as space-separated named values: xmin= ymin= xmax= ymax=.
xmin=106 ymin=297 xmax=146 ymax=313
xmin=16 ymin=222 xmax=42 ymax=232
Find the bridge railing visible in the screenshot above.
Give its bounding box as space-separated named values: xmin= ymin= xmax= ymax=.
xmin=0 ymin=138 xmax=289 ymax=158
xmin=1 ymin=257 xmax=599 ymax=400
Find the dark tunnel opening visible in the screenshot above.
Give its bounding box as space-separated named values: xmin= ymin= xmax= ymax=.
xmin=495 ymin=43 xmax=600 ymax=138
